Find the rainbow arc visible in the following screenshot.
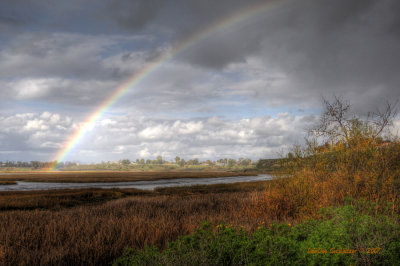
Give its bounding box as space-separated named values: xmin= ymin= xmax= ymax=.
xmin=50 ymin=0 xmax=289 ymax=170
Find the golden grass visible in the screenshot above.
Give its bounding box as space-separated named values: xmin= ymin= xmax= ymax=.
xmin=0 ymin=181 xmax=267 ymax=211
xmin=251 ymin=141 xmax=400 ymax=220
xmin=0 ymin=182 xmax=273 ymax=266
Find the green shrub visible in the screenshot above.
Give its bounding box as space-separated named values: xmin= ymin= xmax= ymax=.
xmin=114 ymin=204 xmax=400 ymax=266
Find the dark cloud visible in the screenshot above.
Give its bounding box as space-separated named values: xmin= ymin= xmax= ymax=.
xmin=0 ymin=0 xmax=37 ymax=25
xmin=108 ymin=0 xmax=164 ymax=31
xmin=173 ymin=0 xmax=400 ymax=112
xmin=2 ymin=0 xmax=399 ymax=107
xmin=271 ymin=0 xmax=400 ymax=112
xmin=178 ymin=0 xmax=399 ymax=67
xmin=0 ymin=16 xmax=22 ymax=28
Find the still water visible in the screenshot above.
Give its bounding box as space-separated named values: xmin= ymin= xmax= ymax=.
xmin=0 ymin=174 xmax=272 ymax=191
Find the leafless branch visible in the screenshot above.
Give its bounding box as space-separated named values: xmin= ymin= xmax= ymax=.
xmin=372 ymin=100 xmax=398 ymax=139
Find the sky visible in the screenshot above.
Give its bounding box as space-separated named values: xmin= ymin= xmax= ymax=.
xmin=0 ymin=0 xmax=399 ymax=163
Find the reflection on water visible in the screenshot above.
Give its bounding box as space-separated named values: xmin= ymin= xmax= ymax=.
xmin=0 ymin=174 xmax=272 ymax=191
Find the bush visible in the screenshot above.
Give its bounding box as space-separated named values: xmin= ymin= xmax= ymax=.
xmin=114 ymin=204 xmax=400 ymax=265
xmin=265 ymin=97 xmax=400 ymax=220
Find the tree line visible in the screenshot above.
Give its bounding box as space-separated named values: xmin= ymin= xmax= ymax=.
xmin=122 ymin=157 xmax=253 ymax=167
xmin=0 ymin=160 xmax=58 ymax=169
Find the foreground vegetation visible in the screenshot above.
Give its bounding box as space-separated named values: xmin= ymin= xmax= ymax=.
xmin=115 ymin=203 xmax=400 ymax=265
xmin=113 ymin=97 xmax=400 ymax=265
xmin=0 ymin=183 xmax=271 ymax=265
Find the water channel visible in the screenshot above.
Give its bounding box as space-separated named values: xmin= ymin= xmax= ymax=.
xmin=0 ymin=174 xmax=272 ymax=191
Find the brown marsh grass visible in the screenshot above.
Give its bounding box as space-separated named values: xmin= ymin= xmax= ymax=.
xmin=0 ymin=181 xmax=265 ymax=211
xmin=0 ymin=188 xmax=150 ymax=211
xmin=0 ymin=170 xmax=258 ymax=183
xmin=0 ymin=182 xmax=273 ymax=266
xmin=0 ymin=181 xmax=17 ymax=185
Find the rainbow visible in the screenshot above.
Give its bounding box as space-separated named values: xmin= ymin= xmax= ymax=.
xmin=50 ymin=0 xmax=289 ymax=169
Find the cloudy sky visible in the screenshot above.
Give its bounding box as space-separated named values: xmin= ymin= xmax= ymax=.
xmin=0 ymin=0 xmax=399 ymax=163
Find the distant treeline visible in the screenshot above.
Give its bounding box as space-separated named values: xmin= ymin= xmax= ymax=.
xmin=0 ymin=157 xmax=289 ymax=170
xmin=0 ymin=157 xmax=258 ymax=169
xmin=0 ymin=161 xmax=57 ymax=169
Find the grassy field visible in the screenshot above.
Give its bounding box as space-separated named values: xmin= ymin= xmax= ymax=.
xmin=0 ymin=181 xmax=268 ymax=211
xmin=0 ymin=188 xmax=147 ymax=211
xmin=0 ymin=170 xmax=259 ymax=183
xmin=0 ymin=181 xmax=273 ymax=265
xmin=0 ymin=161 xmax=399 ymax=265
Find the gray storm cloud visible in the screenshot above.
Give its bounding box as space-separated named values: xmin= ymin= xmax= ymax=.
xmin=1 ymin=0 xmax=399 ymax=110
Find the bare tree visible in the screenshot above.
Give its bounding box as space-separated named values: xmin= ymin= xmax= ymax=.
xmin=310 ymin=96 xmax=397 ymax=147
xmin=370 ymin=100 xmax=397 ymax=139
xmin=310 ymin=96 xmax=351 ymax=144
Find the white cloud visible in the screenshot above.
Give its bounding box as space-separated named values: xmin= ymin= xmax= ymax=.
xmin=391 ymin=118 xmax=400 ymax=138
xmin=0 ymin=112 xmax=74 ymax=161
xmin=172 ymin=120 xmax=203 ymax=134
xmin=0 ymin=111 xmax=318 ymax=162
xmin=23 ymin=119 xmax=49 ymax=131
xmin=65 ymin=113 xmax=317 ymax=162
xmin=139 ymin=147 xmax=151 ymax=158
xmin=11 ymin=78 xmax=52 ymax=99
xmin=138 ymin=124 xmax=170 ymax=140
